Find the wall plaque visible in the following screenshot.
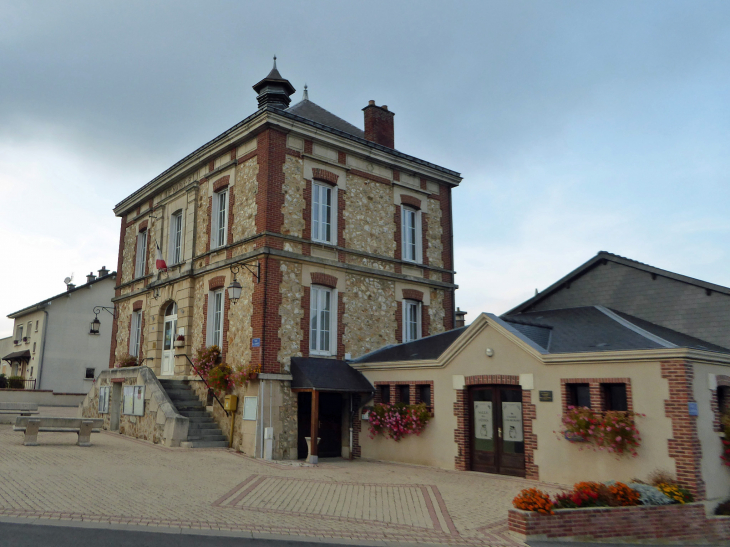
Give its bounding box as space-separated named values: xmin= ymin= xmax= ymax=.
xmin=539 ymin=390 xmax=553 ymax=402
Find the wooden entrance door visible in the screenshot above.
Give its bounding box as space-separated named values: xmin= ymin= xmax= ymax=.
xmin=469 ymin=385 xmax=525 ymax=477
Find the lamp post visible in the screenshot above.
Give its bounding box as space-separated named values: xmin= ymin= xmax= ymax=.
xmin=227 ymin=261 xmax=260 ymax=304
xmin=89 ymin=306 xmax=116 ymax=335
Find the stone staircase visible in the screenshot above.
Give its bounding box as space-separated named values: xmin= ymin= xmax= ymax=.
xmin=158 ymin=379 xmax=228 ymax=448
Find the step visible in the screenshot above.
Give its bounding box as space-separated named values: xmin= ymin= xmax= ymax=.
xmin=187 ymin=433 xmax=227 ymax=442
xmin=180 ymin=440 xmax=229 ymax=448
xmin=187 ymin=417 xmax=217 ymax=426
xmin=165 ymin=389 xmax=195 ymax=399
xmin=180 ymin=410 xmax=209 ymax=418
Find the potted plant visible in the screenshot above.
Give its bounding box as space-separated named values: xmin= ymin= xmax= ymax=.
xmin=22 ymin=337 xmax=28 ymax=343
xmin=116 ymin=353 xmax=138 ymax=368
xmin=173 ymin=334 xmax=185 ymax=348
xmin=561 ymin=406 xmax=596 ymax=442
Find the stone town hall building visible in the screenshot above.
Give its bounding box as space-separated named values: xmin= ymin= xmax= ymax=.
xmin=107 ymin=61 xmax=461 ymax=459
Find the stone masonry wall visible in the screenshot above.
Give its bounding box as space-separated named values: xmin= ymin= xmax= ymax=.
xmin=281 ymin=156 xmax=305 ymax=238
xmin=426 ymin=197 xmax=443 ymax=268
xmin=121 ymin=224 xmax=137 ymax=284
xmin=226 ymin=274 xmax=255 ymax=369
xmin=232 ymin=157 xmax=258 ymax=241
xmin=195 ymin=181 xmax=210 ymax=257
xmin=429 ymin=288 xmax=446 ymax=335
xmin=277 ymin=261 xmax=304 ymax=371
xmin=114 ymin=299 xmax=133 ymax=364
xmin=343 ymin=273 xmax=397 ymax=359
xmin=343 ymin=174 xmax=395 ymax=258
xmin=191 ymin=277 xmax=206 ymax=351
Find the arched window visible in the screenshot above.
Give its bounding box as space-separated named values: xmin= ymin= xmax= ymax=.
xmin=165 ymin=302 xmax=177 ymax=317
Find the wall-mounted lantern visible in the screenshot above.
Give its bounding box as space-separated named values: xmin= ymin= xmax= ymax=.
xmin=89 ymin=305 xmax=116 ymax=335
xmin=227 ymin=260 xmax=260 ymax=305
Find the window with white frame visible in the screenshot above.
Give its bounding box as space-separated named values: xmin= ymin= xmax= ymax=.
xmin=208 ymin=289 xmax=224 ymax=348
xmin=401 ymin=206 xmax=421 ymax=263
xmin=312 ymin=182 xmax=335 ymax=244
xmin=135 ymin=230 xmax=148 ymax=278
xmin=211 ymin=190 xmax=228 ymax=249
xmin=310 ymin=285 xmax=335 ymax=355
xmin=403 ymin=299 xmax=421 ymax=343
xmin=169 ymin=210 xmax=183 ymax=265
xmin=129 ymin=310 xmax=142 ymax=357
xmin=16 ymin=325 xmax=23 ymax=343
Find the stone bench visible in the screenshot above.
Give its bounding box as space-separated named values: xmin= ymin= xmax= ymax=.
xmin=14 ymin=417 xmax=103 ymax=447
xmin=0 ymin=403 xmax=39 ymax=424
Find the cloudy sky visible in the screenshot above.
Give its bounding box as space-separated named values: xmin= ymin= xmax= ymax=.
xmin=1 ymin=1 xmax=729 ymax=337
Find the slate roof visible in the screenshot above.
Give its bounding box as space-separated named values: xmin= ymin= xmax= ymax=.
xmin=502 ymin=306 xmax=730 ymax=354
xmin=290 ymin=357 xmax=374 ymax=392
xmin=286 ymin=98 xmax=365 ymax=138
xmin=351 ymin=327 xmax=467 ymax=364
xmin=2 ymin=350 xmax=31 ymax=362
xmin=506 ymin=251 xmax=730 ymax=315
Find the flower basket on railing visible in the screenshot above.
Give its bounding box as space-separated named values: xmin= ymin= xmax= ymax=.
xmin=173 ymin=334 xmax=185 ymax=348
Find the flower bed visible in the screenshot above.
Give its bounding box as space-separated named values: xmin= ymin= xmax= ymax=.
xmin=509 ymin=503 xmax=730 ymax=542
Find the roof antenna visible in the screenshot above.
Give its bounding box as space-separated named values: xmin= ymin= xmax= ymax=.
xmin=303 ymin=83 xmax=308 ymax=101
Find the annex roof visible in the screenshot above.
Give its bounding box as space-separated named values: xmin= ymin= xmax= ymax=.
xmin=290 ymin=357 xmax=374 ymax=393
xmin=7 ymin=271 xmax=117 ymax=319
xmin=350 ymin=327 xmax=467 ymax=364
xmin=506 ymin=251 xmax=730 ymax=316
xmin=501 ymin=306 xmax=730 ymax=354
xmin=2 ymin=350 xmax=31 ymax=362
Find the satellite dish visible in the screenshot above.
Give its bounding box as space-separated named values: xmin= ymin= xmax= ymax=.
xmin=64 ymin=273 xmax=74 ymax=285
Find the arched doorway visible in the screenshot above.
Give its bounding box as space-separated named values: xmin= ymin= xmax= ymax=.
xmin=160 ymin=302 xmax=177 ymax=376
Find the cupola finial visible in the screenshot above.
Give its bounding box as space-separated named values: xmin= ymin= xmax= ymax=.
xmin=303 ymin=84 xmax=308 ymax=101
xmin=252 ymin=57 xmax=296 ymax=109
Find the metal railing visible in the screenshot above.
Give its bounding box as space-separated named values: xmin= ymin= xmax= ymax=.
xmin=1 ymin=378 xmax=36 ymax=390
xmin=181 ymin=354 xmax=229 ymax=416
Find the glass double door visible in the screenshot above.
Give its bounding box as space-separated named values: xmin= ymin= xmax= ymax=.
xmin=469 ymin=385 xmax=525 ymax=477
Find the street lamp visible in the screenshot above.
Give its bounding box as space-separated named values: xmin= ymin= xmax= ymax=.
xmin=89 ymin=306 xmax=116 ymax=335
xmin=227 ymin=260 xmax=260 ymax=305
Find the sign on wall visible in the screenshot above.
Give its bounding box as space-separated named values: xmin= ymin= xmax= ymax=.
xmin=98 ymin=386 xmax=110 ymax=414
xmin=539 ymin=391 xmax=553 ymax=402
xmin=474 ymin=401 xmax=493 ymax=440
xmin=502 ymin=402 xmax=523 ymax=442
xmin=122 ymin=385 xmax=145 ymax=416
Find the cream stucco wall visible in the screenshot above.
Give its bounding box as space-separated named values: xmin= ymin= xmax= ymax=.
xmin=694 ymin=362 xmax=730 ymax=501
xmin=357 ymin=316 xmax=678 ymax=487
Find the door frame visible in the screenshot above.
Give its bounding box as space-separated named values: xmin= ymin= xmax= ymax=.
xmin=467 ymin=384 xmax=526 ymax=478
xmin=160 ymin=302 xmax=177 ymax=376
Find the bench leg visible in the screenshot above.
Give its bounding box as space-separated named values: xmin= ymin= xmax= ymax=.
xmin=24 ymin=420 xmax=40 ymax=446
xmin=77 ymin=421 xmax=94 ymax=447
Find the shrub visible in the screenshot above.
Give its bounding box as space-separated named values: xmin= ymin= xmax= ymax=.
xmin=368 ymin=402 xmax=430 ymax=441
xmin=628 ymin=483 xmax=674 ymax=505
xmin=647 ymin=468 xmax=677 ymax=487
xmin=207 ymin=363 xmax=232 ymax=393
xmin=7 ymin=376 xmax=24 ymax=389
xmin=714 ymin=499 xmax=730 ymax=516
xmin=0 ymin=374 xmax=7 ymax=389
xmin=608 ymin=482 xmax=641 ymax=506
xmin=656 ymin=483 xmax=693 ymax=504
xmin=116 ymin=354 xmax=138 ymax=368
xmin=513 ymin=488 xmax=554 ymax=515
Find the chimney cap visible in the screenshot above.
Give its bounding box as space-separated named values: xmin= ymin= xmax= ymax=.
xmin=368 ymin=100 xmax=375 ymax=106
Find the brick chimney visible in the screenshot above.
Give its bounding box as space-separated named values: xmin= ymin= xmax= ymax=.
xmin=363 ymin=100 xmax=395 ymax=149
xmin=98 ymin=266 xmax=109 ymax=277
xmin=86 ymin=272 xmax=97 ymax=284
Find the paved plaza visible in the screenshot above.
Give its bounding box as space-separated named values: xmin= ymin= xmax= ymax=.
xmin=0 ymin=420 xmax=566 ymax=546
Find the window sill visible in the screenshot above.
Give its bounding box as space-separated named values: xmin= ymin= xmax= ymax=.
xmin=309 ymin=351 xmax=334 ymax=358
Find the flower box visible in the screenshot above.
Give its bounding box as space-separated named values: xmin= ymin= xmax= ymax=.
xmin=173 ymin=340 xmax=185 ymax=348
xmin=509 ymin=503 xmax=728 ymax=542
xmin=564 ymin=431 xmax=586 ymax=442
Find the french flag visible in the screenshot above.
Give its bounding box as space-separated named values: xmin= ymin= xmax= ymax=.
xmin=156 ymin=241 xmax=167 ymax=271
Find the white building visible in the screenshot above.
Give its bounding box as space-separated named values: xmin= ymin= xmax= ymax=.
xmin=3 ymin=267 xmax=116 ymax=394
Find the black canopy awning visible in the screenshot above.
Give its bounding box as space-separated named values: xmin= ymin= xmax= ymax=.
xmin=290 ymin=357 xmax=374 ymax=393
xmin=2 ymin=350 xmax=31 ymax=363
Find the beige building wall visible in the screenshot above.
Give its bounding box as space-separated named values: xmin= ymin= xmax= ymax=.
xmin=357 ymin=315 xmax=681 ymax=487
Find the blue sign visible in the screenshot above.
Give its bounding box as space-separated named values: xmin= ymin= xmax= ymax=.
xmin=252 ymin=338 xmax=261 ymax=348
xmin=688 ymin=402 xmax=698 ymax=416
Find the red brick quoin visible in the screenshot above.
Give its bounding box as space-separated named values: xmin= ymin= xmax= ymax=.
xmin=454 ymin=375 xmax=538 ymax=480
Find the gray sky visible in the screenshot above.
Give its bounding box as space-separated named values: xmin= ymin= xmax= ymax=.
xmin=1 ymin=0 xmax=729 ymax=337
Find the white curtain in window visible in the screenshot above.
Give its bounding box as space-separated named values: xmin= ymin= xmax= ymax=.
xmin=403 ymin=300 xmax=421 ymax=343
xmin=310 ymin=286 xmax=332 ymax=353
xmin=135 ymin=231 xmax=148 ymax=278
xmin=401 ymin=207 xmax=420 ymax=262
xmin=169 ymin=211 xmax=183 ymax=264
xmin=312 ymin=183 xmax=333 ymax=243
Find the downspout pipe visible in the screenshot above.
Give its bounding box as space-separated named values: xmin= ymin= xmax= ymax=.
xmin=36 ymin=308 xmax=50 ymax=390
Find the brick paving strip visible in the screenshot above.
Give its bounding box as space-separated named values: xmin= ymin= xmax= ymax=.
xmin=0 ymin=426 xmax=566 ymax=546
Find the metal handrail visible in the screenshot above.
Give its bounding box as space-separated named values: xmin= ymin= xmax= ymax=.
xmin=182 ymin=354 xmax=229 ymax=417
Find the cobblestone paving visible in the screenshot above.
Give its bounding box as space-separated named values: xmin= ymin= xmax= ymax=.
xmin=0 ymin=426 xmax=566 ymax=546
